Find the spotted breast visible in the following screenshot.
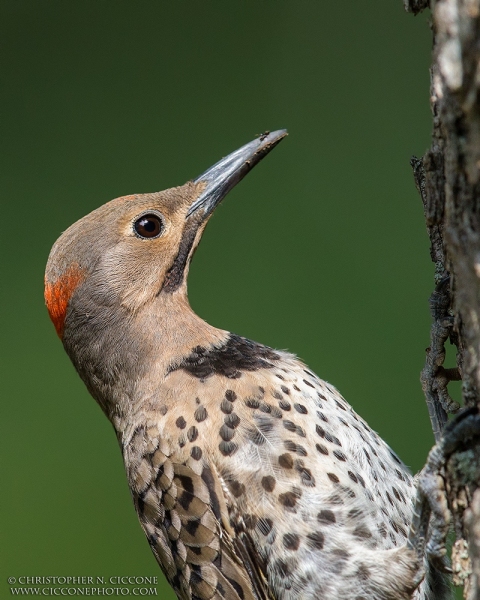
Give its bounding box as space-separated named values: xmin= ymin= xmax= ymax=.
xmin=121 ymin=334 xmax=440 ymax=600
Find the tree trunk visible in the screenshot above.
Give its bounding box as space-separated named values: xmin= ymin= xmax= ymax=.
xmin=404 ymin=0 xmax=480 ymax=597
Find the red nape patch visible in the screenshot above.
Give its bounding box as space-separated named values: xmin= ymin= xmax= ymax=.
xmin=44 ymin=264 xmax=85 ymax=339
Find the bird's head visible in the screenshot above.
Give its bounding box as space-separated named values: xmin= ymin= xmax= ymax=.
xmin=44 ymin=131 xmax=287 ymax=341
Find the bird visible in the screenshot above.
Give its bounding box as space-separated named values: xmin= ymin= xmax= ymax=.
xmin=44 ymin=130 xmax=450 ymax=600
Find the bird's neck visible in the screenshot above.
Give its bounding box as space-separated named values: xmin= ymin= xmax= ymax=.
xmin=138 ymin=291 xmax=228 ymax=367
xmin=63 ymin=289 xmax=227 ymax=428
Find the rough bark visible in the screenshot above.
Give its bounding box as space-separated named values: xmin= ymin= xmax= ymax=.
xmin=404 ymin=0 xmax=480 ymax=597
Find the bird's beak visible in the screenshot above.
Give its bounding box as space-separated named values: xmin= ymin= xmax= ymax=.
xmin=187 ymin=129 xmax=288 ymax=220
xmin=161 ymin=130 xmax=287 ymax=294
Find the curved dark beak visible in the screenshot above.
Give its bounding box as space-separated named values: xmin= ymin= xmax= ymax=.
xmin=187 ymin=129 xmax=288 ymax=220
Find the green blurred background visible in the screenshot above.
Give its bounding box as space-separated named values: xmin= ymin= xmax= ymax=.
xmin=1 ymin=1 xmax=457 ymax=598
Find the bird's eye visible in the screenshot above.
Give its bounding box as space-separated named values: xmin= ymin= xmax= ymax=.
xmin=133 ymin=214 xmax=163 ymax=239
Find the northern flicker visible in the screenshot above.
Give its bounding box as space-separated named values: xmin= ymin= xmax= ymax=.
xmin=44 ymin=131 xmax=451 ymax=600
